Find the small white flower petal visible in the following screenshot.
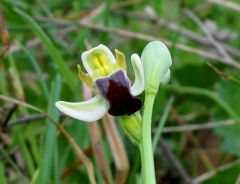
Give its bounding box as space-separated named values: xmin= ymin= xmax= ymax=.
xmin=161 ymin=69 xmax=171 ymax=85
xmin=130 ymin=54 xmax=145 ymax=96
xmin=55 ymin=95 xmax=109 ymax=122
xmin=81 ymin=44 xmax=116 ymax=76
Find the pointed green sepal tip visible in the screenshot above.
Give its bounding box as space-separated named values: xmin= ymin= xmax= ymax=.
xmin=141 ymin=41 xmax=172 ymax=95
xmin=115 ymin=49 xmax=127 ymax=71
xmin=77 ymin=64 xmax=93 ymax=88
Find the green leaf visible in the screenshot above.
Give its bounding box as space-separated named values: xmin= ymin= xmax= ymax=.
xmin=215 ymin=69 xmax=240 ymax=156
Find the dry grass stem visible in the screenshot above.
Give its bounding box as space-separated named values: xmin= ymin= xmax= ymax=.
xmin=102 ymin=114 xmax=129 ymax=184
xmin=161 ymin=119 xmax=235 ymax=133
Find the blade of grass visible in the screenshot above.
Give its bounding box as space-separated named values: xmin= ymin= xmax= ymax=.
xmin=103 ymin=0 xmax=111 ymax=41
xmin=13 ymin=8 xmax=78 ymax=93
xmin=0 ymin=147 xmax=22 ymax=177
xmin=152 ymin=96 xmax=174 ymax=153
xmin=0 ymin=162 xmax=7 ymax=184
xmin=39 ymin=75 xmax=61 ymax=184
xmin=17 ymin=133 xmax=36 ymax=176
xmin=8 ymin=53 xmax=37 ymax=177
xmin=0 ymin=65 xmax=9 ymax=99
xmin=127 ymin=154 xmax=141 ymax=184
xmin=19 ymin=43 xmax=49 ymax=99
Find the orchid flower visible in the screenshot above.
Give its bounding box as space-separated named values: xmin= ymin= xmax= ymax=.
xmin=55 ymin=44 xmax=145 ymax=123
xmin=55 ymin=41 xmax=172 ymax=183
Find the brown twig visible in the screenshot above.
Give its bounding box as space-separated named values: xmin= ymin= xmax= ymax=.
xmin=159 ymin=139 xmax=195 ymax=184
xmin=207 ymin=62 xmax=240 ymax=85
xmin=160 ymin=119 xmax=235 ymax=133
xmin=207 ymin=0 xmax=240 ymax=12
xmin=183 ymin=9 xmax=234 ymax=64
xmin=7 ymin=114 xmax=46 ymax=128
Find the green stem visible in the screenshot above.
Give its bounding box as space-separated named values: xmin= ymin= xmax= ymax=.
xmin=140 ymin=94 xmax=156 ymax=184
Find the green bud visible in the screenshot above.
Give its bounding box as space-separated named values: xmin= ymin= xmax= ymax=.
xmin=141 ymin=41 xmax=172 ymax=95
xmin=120 ymin=113 xmax=142 ymax=146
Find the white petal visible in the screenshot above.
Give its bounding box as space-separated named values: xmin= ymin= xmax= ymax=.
xmin=81 ymin=44 xmax=116 ymax=76
xmin=130 ymin=54 xmax=145 ymax=96
xmin=55 ymin=95 xmax=109 ymax=122
xmin=161 ymin=69 xmax=170 ymax=85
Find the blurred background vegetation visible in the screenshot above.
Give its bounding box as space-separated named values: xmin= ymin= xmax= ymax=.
xmin=1 ymin=0 xmax=240 ymax=183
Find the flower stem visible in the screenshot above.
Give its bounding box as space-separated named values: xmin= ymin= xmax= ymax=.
xmin=140 ymin=93 xmax=156 ymax=184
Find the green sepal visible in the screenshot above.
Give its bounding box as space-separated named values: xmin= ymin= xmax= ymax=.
xmin=120 ymin=113 xmax=142 ymax=146
xmin=115 ymin=49 xmax=127 ymax=71
xmin=77 ymin=64 xmax=93 ymax=88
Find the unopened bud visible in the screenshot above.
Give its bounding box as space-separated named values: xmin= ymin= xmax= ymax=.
xmin=141 ymin=41 xmax=172 ymax=95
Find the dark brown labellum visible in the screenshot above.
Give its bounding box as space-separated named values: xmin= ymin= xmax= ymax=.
xmin=95 ymin=69 xmax=142 ymax=116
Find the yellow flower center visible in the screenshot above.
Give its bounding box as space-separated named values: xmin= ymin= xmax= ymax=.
xmin=87 ymin=51 xmax=119 ymax=80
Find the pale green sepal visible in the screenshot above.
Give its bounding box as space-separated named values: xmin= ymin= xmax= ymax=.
xmin=55 ymin=95 xmax=109 ymax=122
xmin=120 ymin=113 xmax=142 ymax=146
xmin=77 ymin=64 xmax=93 ymax=88
xmin=130 ymin=54 xmax=145 ymax=96
xmin=141 ymin=41 xmax=172 ymax=95
xmin=115 ymin=49 xmax=127 ymax=71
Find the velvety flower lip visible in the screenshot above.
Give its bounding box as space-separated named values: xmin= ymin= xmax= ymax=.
xmin=95 ymin=69 xmax=142 ymax=116
xmin=55 ymin=44 xmax=145 ymax=122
